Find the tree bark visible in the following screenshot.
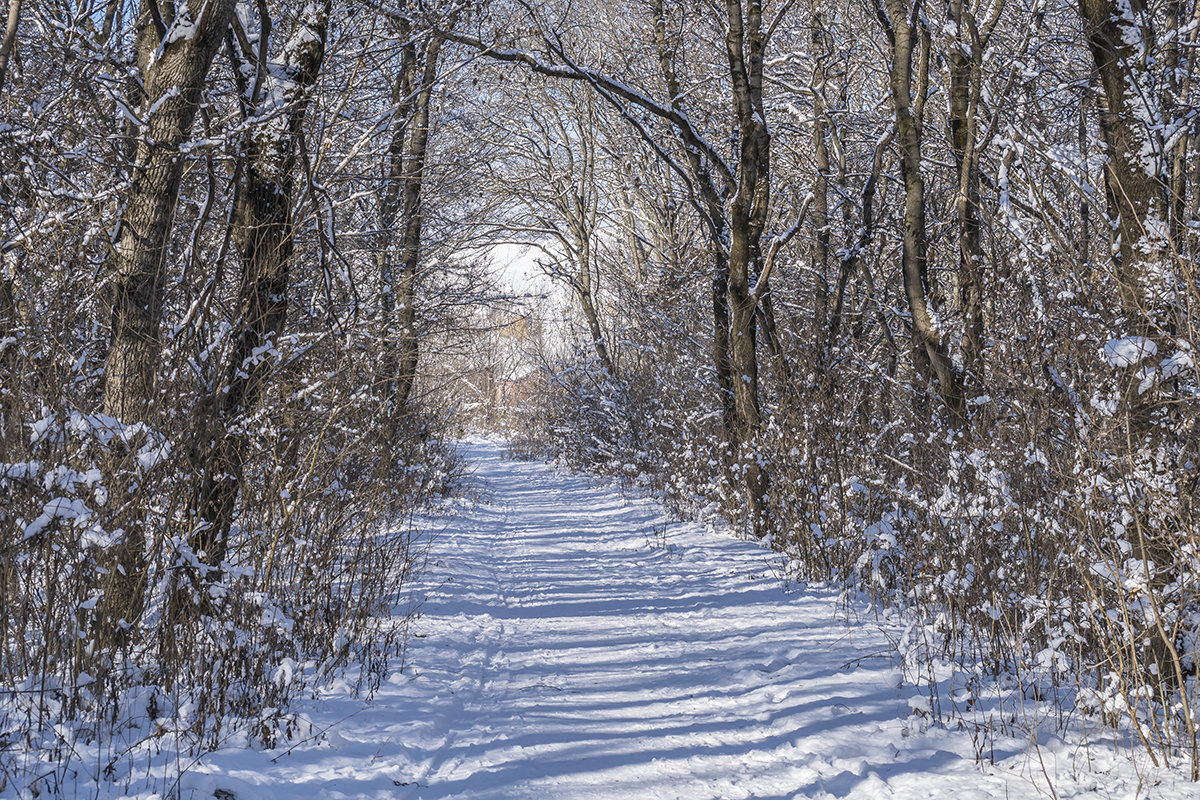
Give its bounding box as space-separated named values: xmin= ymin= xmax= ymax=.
xmin=946 ymin=0 xmax=987 ymax=394
xmin=1162 ymin=0 xmax=1199 ymax=247
xmin=810 ymin=7 xmax=831 ymax=368
xmin=1079 ymin=0 xmax=1172 ymax=337
xmin=0 ymin=0 xmax=18 ymax=462
xmin=379 ymin=22 xmax=448 ymax=410
xmin=1080 ymin=0 xmax=1189 ymax=719
xmin=723 ymin=0 xmax=773 ymax=535
xmin=0 ymin=0 xmax=20 ymax=94
xmin=103 ymin=0 xmax=239 ymax=423
xmin=650 ymin=0 xmax=738 ymax=479
xmin=96 ymin=0 xmax=238 ymax=646
xmin=0 ymin=255 xmax=17 ymax=464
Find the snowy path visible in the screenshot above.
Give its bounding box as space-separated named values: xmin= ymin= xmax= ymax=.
xmin=193 ymin=440 xmax=1087 ymax=799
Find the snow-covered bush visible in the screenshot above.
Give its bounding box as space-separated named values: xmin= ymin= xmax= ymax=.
xmin=0 ymin=335 xmax=461 ymax=796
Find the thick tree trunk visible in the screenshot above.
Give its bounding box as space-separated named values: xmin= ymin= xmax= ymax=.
xmin=1079 ymin=93 xmax=1091 ymax=269
xmin=1080 ymin=0 xmax=1191 ymax=739
xmin=103 ymin=0 xmax=238 ymax=422
xmin=96 ymin=0 xmax=238 ymax=646
xmin=727 ymin=238 xmax=767 ymax=530
xmin=1080 ymin=0 xmax=1172 ymax=336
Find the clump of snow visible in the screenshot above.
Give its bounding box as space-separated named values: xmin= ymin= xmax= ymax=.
xmin=1101 ymin=336 xmax=1157 ymax=367
xmin=1160 ymin=346 xmax=1194 ymax=379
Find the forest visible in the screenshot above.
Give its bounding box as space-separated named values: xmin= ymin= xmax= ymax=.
xmin=1 ymin=0 xmax=1198 ymax=795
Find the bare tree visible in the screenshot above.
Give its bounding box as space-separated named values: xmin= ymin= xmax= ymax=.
xmin=945 ymin=0 xmax=1004 ymax=392
xmin=378 ymin=11 xmax=459 ymax=411
xmin=874 ymin=0 xmax=966 ymax=422
xmin=93 ymin=0 xmax=239 ymax=645
xmin=184 ymin=0 xmax=332 ymax=598
xmin=445 ymin=0 xmax=809 ymax=535
xmin=484 ymin=81 xmax=617 ymax=375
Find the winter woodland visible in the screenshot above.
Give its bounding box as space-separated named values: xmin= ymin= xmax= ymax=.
xmin=1 ymin=0 xmax=1199 ymax=796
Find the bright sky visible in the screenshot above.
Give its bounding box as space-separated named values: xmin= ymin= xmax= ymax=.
xmin=488 ymin=242 xmax=558 ymax=297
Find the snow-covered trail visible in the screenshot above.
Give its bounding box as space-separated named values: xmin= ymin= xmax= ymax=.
xmin=197 ymin=440 xmax=1064 ymax=799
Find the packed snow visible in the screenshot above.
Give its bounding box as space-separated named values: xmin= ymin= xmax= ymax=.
xmin=13 ymin=440 xmax=1195 ymax=799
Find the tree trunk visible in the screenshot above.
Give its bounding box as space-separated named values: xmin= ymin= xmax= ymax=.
xmin=1079 ymin=0 xmax=1171 ymax=338
xmin=651 ymin=0 xmax=739 ymax=480
xmin=946 ymin=0 xmax=985 ymax=394
xmin=0 ymin=0 xmax=20 ymax=94
xmin=377 ymin=27 xmax=415 ymax=404
xmin=810 ymin=5 xmax=831 ymax=368
xmin=188 ymin=0 xmax=329 ymax=599
xmin=379 ymin=25 xmax=447 ymax=410
xmin=724 ymin=0 xmax=772 ymax=535
xmin=1163 ymin=0 xmax=1199 ymax=247
xmin=103 ymin=0 xmax=238 ymax=423
xmin=1080 ymin=0 xmax=1190 ymax=728
xmin=0 ymin=259 xmax=17 ymax=464
xmin=826 ymin=132 xmax=888 ymax=372
xmin=0 ymin=0 xmax=17 ymax=459
xmin=568 ymin=121 xmax=616 ymax=376
xmin=711 ymin=249 xmax=736 ymax=457
xmin=573 ymin=272 xmax=615 ymax=376
xmin=616 ymin=163 xmax=651 ymax=284
xmin=96 ymin=0 xmax=238 ymax=646
xmin=878 ymin=0 xmax=966 ymax=424
xmin=1079 ymin=91 xmax=1091 ymax=270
